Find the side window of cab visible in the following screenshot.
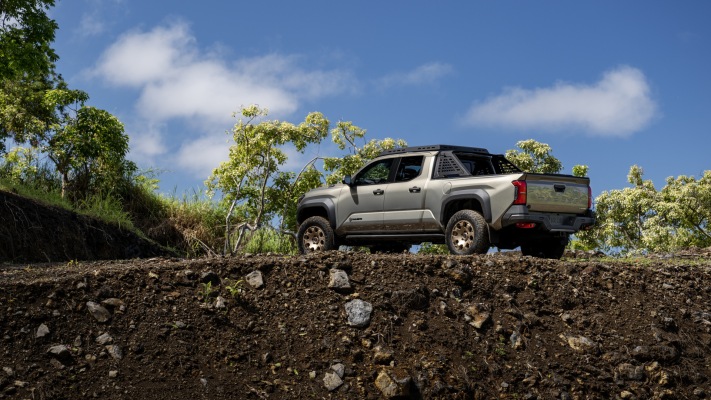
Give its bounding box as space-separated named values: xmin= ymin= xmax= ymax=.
xmin=353 ymin=158 xmax=394 ymax=185
xmin=395 ymin=156 xmax=424 ymax=182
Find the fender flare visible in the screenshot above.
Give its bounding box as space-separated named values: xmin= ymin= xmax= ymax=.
xmin=440 ymin=189 xmax=492 ymax=224
xmin=297 ymin=197 xmax=337 ymax=229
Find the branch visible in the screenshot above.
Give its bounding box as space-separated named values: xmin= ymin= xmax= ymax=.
xmin=279 ymin=156 xmax=323 ymax=231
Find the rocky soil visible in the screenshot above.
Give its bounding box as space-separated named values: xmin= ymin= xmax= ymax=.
xmin=2 ymin=250 xmax=711 ymax=399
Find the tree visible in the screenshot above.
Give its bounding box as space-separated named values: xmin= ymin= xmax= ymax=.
xmin=43 ymin=87 xmax=133 ymax=199
xmin=322 ymin=120 xmax=406 ymax=185
xmin=206 ymin=105 xmax=329 ymax=254
xmin=1 ymin=0 xmax=59 ymax=153
xmin=576 ymin=166 xmax=711 ymax=254
xmin=0 ymin=75 xmax=55 ymax=151
xmin=655 ymin=171 xmax=711 ymax=248
xmin=505 ymin=139 xmax=588 ymax=177
xmin=0 ymin=0 xmax=58 ymax=80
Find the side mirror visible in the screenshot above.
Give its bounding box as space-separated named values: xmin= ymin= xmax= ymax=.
xmin=342 ymin=176 xmax=352 ymax=186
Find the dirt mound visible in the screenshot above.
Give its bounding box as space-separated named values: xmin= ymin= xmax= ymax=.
xmin=1 ymin=252 xmax=710 ymax=399
xmin=0 ymin=190 xmax=172 ymax=263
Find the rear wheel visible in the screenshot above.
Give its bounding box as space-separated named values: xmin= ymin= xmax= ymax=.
xmin=297 ymin=216 xmax=336 ymax=254
xmin=445 ymin=210 xmax=490 ymax=255
xmin=520 ymin=236 xmax=568 ymax=259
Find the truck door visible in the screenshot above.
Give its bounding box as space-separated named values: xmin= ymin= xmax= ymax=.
xmin=382 ymin=156 xmax=426 ymax=232
xmin=336 ymin=158 xmax=394 ymax=233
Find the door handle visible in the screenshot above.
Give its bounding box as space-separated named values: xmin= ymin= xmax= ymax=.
xmin=409 ymin=186 xmax=421 ymax=193
xmin=373 ymin=189 xmax=384 ymax=195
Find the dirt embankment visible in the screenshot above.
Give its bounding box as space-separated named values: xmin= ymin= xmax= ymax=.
xmin=1 ymin=251 xmax=710 ymax=399
xmin=0 ymin=190 xmax=172 ymax=263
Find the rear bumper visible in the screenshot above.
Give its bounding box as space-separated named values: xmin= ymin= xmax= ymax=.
xmin=502 ymin=206 xmax=595 ymax=233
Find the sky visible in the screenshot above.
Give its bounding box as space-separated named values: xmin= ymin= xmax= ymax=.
xmin=48 ymin=1 xmax=711 ymax=199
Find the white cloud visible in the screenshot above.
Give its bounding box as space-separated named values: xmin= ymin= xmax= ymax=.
xmin=91 ymin=21 xmax=355 ymax=125
xmin=463 ymin=66 xmax=657 ymax=136
xmin=127 ymin=124 xmax=168 ymax=165
xmin=89 ymin=20 xmax=356 ymax=177
xmin=377 ymin=62 xmax=454 ymax=88
xmin=73 ymin=0 xmax=126 ymax=38
xmin=174 ymin=134 xmax=231 ymax=179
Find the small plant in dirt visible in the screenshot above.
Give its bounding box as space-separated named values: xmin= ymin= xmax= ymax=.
xmin=224 ymin=279 xmax=245 ymax=299
xmin=199 ymin=282 xmax=214 ymax=303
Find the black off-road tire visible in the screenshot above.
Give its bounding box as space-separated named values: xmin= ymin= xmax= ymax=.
xmin=445 ymin=210 xmax=490 ymax=255
xmin=297 ymin=216 xmax=336 ymax=254
xmin=520 ymin=236 xmax=569 ymax=259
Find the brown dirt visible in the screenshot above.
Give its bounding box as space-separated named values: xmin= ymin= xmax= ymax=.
xmin=0 ymin=190 xmax=172 ymax=263
xmin=1 ymin=189 xmax=711 ymax=399
xmin=2 ymin=251 xmax=711 ymax=400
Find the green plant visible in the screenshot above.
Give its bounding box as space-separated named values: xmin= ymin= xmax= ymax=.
xmin=200 ymin=282 xmax=214 ymax=302
xmin=224 ymin=279 xmax=245 ymax=299
xmin=242 ymin=228 xmax=296 ymax=254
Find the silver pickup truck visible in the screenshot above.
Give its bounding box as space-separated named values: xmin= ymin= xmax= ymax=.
xmin=296 ymin=145 xmax=595 ymax=259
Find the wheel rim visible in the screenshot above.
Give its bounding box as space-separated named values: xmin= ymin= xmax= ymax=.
xmin=302 ymin=225 xmax=326 ymax=252
xmin=451 ymin=220 xmax=475 ymax=251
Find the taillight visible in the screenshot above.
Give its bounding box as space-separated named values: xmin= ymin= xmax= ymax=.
xmin=512 ymin=180 xmax=527 ymax=205
xmin=588 ymin=186 xmax=593 ymax=209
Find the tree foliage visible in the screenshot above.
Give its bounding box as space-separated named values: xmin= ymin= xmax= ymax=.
xmin=41 ymin=87 xmax=130 ymax=198
xmin=323 ymin=121 xmax=406 ymax=185
xmin=0 ymin=0 xmax=58 ymax=81
xmin=505 ymin=139 xmax=588 ymax=177
xmin=578 ymin=166 xmax=711 ymax=254
xmin=207 ymin=106 xmax=407 ymax=254
xmin=206 ymin=105 xmax=329 ymax=253
xmin=1 ymin=0 xmax=58 ymax=153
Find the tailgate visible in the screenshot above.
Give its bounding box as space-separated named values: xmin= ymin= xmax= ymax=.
xmin=524 ymin=174 xmax=590 ymax=213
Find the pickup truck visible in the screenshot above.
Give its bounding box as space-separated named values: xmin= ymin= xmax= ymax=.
xmin=296 ymin=145 xmax=595 ymax=259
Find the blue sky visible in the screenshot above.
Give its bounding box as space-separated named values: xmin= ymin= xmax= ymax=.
xmin=49 ymin=1 xmax=711 ymax=198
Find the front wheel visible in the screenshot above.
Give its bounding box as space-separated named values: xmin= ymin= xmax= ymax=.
xmin=445 ymin=210 xmax=490 ymax=255
xmin=297 ymin=216 xmax=337 ymax=254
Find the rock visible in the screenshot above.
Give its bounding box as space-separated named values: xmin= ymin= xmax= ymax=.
xmin=200 ymin=271 xmax=221 ymax=286
xmin=73 ymin=335 xmax=82 ymax=347
xmin=560 ymin=313 xmax=574 ymax=324
xmin=631 ymin=345 xmax=679 ymax=363
xmin=86 ymin=301 xmax=111 ymax=323
xmin=108 ymin=370 xmax=118 ymax=378
xmin=465 ymin=303 xmax=491 ymax=329
xmin=391 ymin=286 xmax=429 ymax=311
xmin=375 ymin=368 xmax=412 ymax=398
xmin=245 ymin=271 xmax=264 ymax=289
xmin=617 ymin=363 xmax=646 ymax=381
xmin=47 ymin=345 xmax=72 ymax=365
xmin=331 ymin=363 xmax=345 ymax=379
xmin=105 ymin=345 xmax=123 ymax=361
xmin=328 ymin=269 xmax=351 ymax=291
xmin=345 ymin=299 xmax=373 ymax=328
xmin=373 ymin=346 xmax=395 ymax=365
xmin=36 ymin=323 xmax=50 ymax=338
xmin=560 ymin=334 xmax=599 ymax=354
xmin=101 ymin=298 xmax=124 ymax=309
xmin=95 ymin=332 xmax=113 ymax=345
xmin=447 ymin=268 xmax=472 ymax=285
xmin=215 ymin=296 xmax=227 ymax=309
xmin=3 ymin=367 xmax=14 ymax=377
xmin=323 ymin=372 xmax=343 ymax=391
xmin=510 ymin=331 xmax=524 ymax=349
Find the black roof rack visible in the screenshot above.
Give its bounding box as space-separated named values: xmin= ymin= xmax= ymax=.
xmin=378 ymin=144 xmax=490 ymax=156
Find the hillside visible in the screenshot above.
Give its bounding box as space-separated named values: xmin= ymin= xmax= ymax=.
xmin=1 ymin=251 xmax=710 ymax=399
xmin=0 ymin=190 xmax=172 ymax=263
